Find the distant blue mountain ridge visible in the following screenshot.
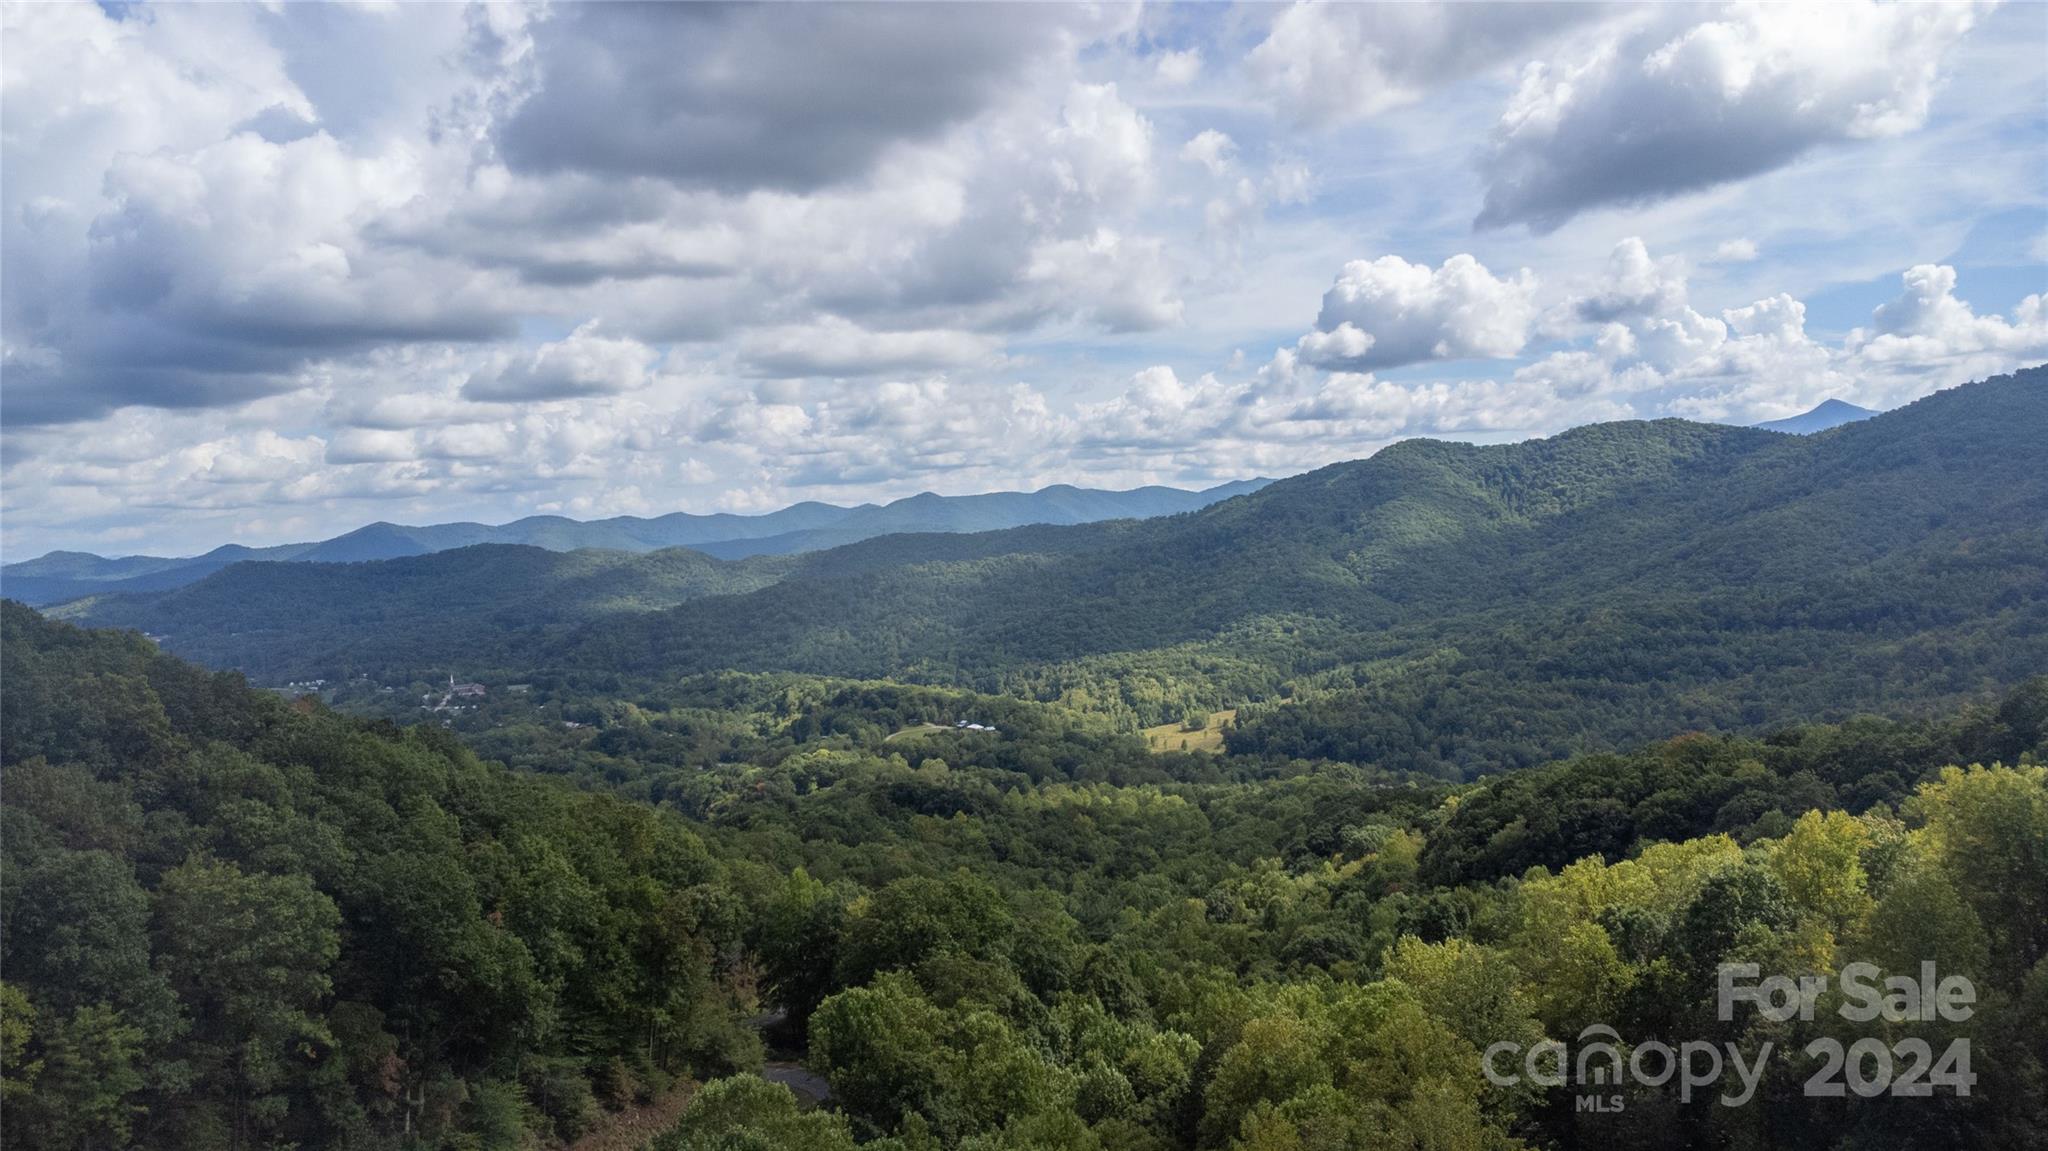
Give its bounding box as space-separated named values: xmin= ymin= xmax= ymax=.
xmin=1753 ymin=398 xmax=1879 ymax=434
xmin=1 ymin=478 xmax=1271 ymax=607
xmin=0 ymin=399 xmax=1885 ymax=607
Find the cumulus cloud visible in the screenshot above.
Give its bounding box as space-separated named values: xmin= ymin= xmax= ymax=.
xmin=1181 ymin=130 xmax=1237 ymax=176
xmin=1023 ymin=230 xmax=1184 ymax=332
xmin=1515 ymin=237 xmax=1842 ymax=417
xmin=0 ymin=6 xmax=497 ymax=426
xmin=1849 ymin=264 xmax=2048 ymax=374
xmin=738 ymin=317 xmax=999 ymax=378
xmin=1477 ymin=2 xmax=1987 ymax=230
xmin=1066 ymin=356 xmax=1631 ymax=474
xmin=1521 ymin=239 xmax=2045 ymax=421
xmin=683 ymin=376 xmax=1065 ymax=491
xmin=497 ymin=4 xmax=1076 ymax=192
xmin=1248 ymin=2 xmax=1613 ymax=125
xmin=1295 ymin=254 xmax=1539 ymax=370
xmin=1172 ymin=122 xmax=1314 ymax=258
xmin=1570 ymin=237 xmax=1690 ymax=323
xmin=1711 ymin=239 xmax=1760 ymax=263
xmin=1 ymin=1 xmax=2038 ymax=560
xmin=0 ymin=0 xmax=1181 ymax=438
xmin=325 ymin=427 xmax=418 ymax=465
xmin=463 ymin=321 xmax=659 ymax=402
xmin=1074 ymin=366 xmax=1239 ymax=451
xmin=1047 ymin=82 xmax=1157 ymax=205
xmin=1062 ymin=255 xmax=1876 ymax=473
xmin=1154 ymin=48 xmax=1203 ymax=86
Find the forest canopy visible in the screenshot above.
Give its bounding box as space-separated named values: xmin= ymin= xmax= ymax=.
xmin=3 ymin=603 xmax=2045 ymax=1149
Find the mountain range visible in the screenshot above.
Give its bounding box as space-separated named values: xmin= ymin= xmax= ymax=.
xmin=50 ymin=367 xmax=2047 ymax=776
xmin=0 ymin=478 xmax=1267 ymax=607
xmin=3 ymin=397 xmax=1880 ymax=610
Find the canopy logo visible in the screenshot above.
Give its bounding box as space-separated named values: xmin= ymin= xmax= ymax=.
xmin=1481 ymin=961 xmax=1977 ymax=1112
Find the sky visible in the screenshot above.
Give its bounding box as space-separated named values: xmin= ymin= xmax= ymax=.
xmin=2 ymin=1 xmax=2044 ymax=560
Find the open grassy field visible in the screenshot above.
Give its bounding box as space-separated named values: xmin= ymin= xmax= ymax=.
xmin=1142 ymin=709 xmax=1235 ymax=753
xmin=882 ymin=723 xmax=950 ymax=744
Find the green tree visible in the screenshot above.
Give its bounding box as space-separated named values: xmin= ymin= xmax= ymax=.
xmin=153 ymin=855 xmax=341 ymax=1147
xmin=1767 ymin=809 xmax=1873 ymax=941
xmin=758 ymin=868 xmax=846 ymax=1035
xmin=652 ymin=1074 xmax=860 ymax=1151
xmin=835 ymin=873 xmax=1014 ymax=988
xmin=21 ymin=1003 xmax=148 ymax=1149
xmin=1907 ymin=764 xmax=2048 ymax=981
xmin=808 ymin=973 xmax=945 ymax=1135
xmin=1201 ymin=1010 xmax=1335 ymax=1147
xmin=5 ymin=849 xmax=181 ymax=1043
xmin=0 ymin=981 xmax=40 ymax=1105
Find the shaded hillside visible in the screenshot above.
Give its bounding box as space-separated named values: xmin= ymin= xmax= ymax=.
xmin=58 ymin=545 xmax=789 ymax=683
xmin=0 ymin=603 xmax=757 ymax=1149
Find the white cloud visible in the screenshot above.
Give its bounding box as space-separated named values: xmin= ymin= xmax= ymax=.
xmin=0 ymin=1 xmax=2038 ymax=559
xmin=1527 ymin=240 xmax=2046 ymax=420
xmin=463 ymin=321 xmax=659 ymax=402
xmin=1074 ymin=365 xmax=1238 ymax=450
xmin=1023 ymin=230 xmax=1184 ymax=332
xmin=1155 ymin=48 xmax=1203 ymax=86
xmin=1248 ymin=3 xmax=1613 ymax=126
xmin=1047 ymin=82 xmax=1156 ymax=206
xmin=1296 ymin=254 xmax=1539 ymax=370
xmin=1180 ymin=130 xmax=1237 ymax=176
xmin=1477 ymin=2 xmax=1988 ymax=230
xmin=1710 ymin=238 xmax=1760 ymax=263
xmin=1569 ymin=237 xmax=1690 ymax=323
xmin=683 ymin=376 xmax=1066 ymax=491
xmin=1848 ymin=264 xmax=2048 ymax=379
xmin=325 ymin=428 xmax=417 ymax=465
xmin=0 ymin=6 xmax=507 ymax=425
xmin=737 ymin=317 xmax=999 ymax=378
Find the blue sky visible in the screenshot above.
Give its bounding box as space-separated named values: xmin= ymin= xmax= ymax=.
xmin=3 ymin=1 xmax=2044 ymax=558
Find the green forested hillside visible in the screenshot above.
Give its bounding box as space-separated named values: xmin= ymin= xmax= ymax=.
xmin=56 ymin=544 xmax=792 ymax=682
xmin=0 ymin=603 xmax=761 ymax=1148
xmin=67 ymin=369 xmax=2044 ymax=777
xmin=5 ymin=607 xmax=2045 ymax=1150
xmin=571 ymin=368 xmax=2048 ymax=772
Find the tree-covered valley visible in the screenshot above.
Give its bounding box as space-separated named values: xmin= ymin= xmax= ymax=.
xmin=10 ymin=0 xmax=2048 ymax=1143
xmin=5 ymin=369 xmax=2048 ymax=1150
xmin=60 ymin=367 xmax=2048 ymax=778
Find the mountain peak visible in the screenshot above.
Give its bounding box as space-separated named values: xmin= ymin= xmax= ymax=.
xmin=1754 ymin=399 xmax=1878 ymax=435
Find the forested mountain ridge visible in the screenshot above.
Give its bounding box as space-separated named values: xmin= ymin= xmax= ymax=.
xmin=549 ymin=417 xmax=1781 ymax=681
xmin=50 ymin=419 xmax=1761 ymax=685
xmin=0 ymin=602 xmax=762 ymax=1148
xmin=51 ymin=368 xmax=2048 ymax=777
xmin=690 ymin=478 xmax=1272 ymax=559
xmin=561 ymin=367 xmax=2048 ymax=769
xmin=53 ymin=520 xmax=1159 ymax=684
xmin=2 ymin=479 xmax=1268 ymax=606
xmin=57 ymin=543 xmax=794 ymax=675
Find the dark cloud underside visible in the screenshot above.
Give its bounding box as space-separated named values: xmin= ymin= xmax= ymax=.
xmin=497 ymin=2 xmax=1070 ymax=192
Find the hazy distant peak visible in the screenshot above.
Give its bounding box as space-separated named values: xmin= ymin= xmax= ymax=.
xmin=1754 ymin=399 xmax=1878 ymax=434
